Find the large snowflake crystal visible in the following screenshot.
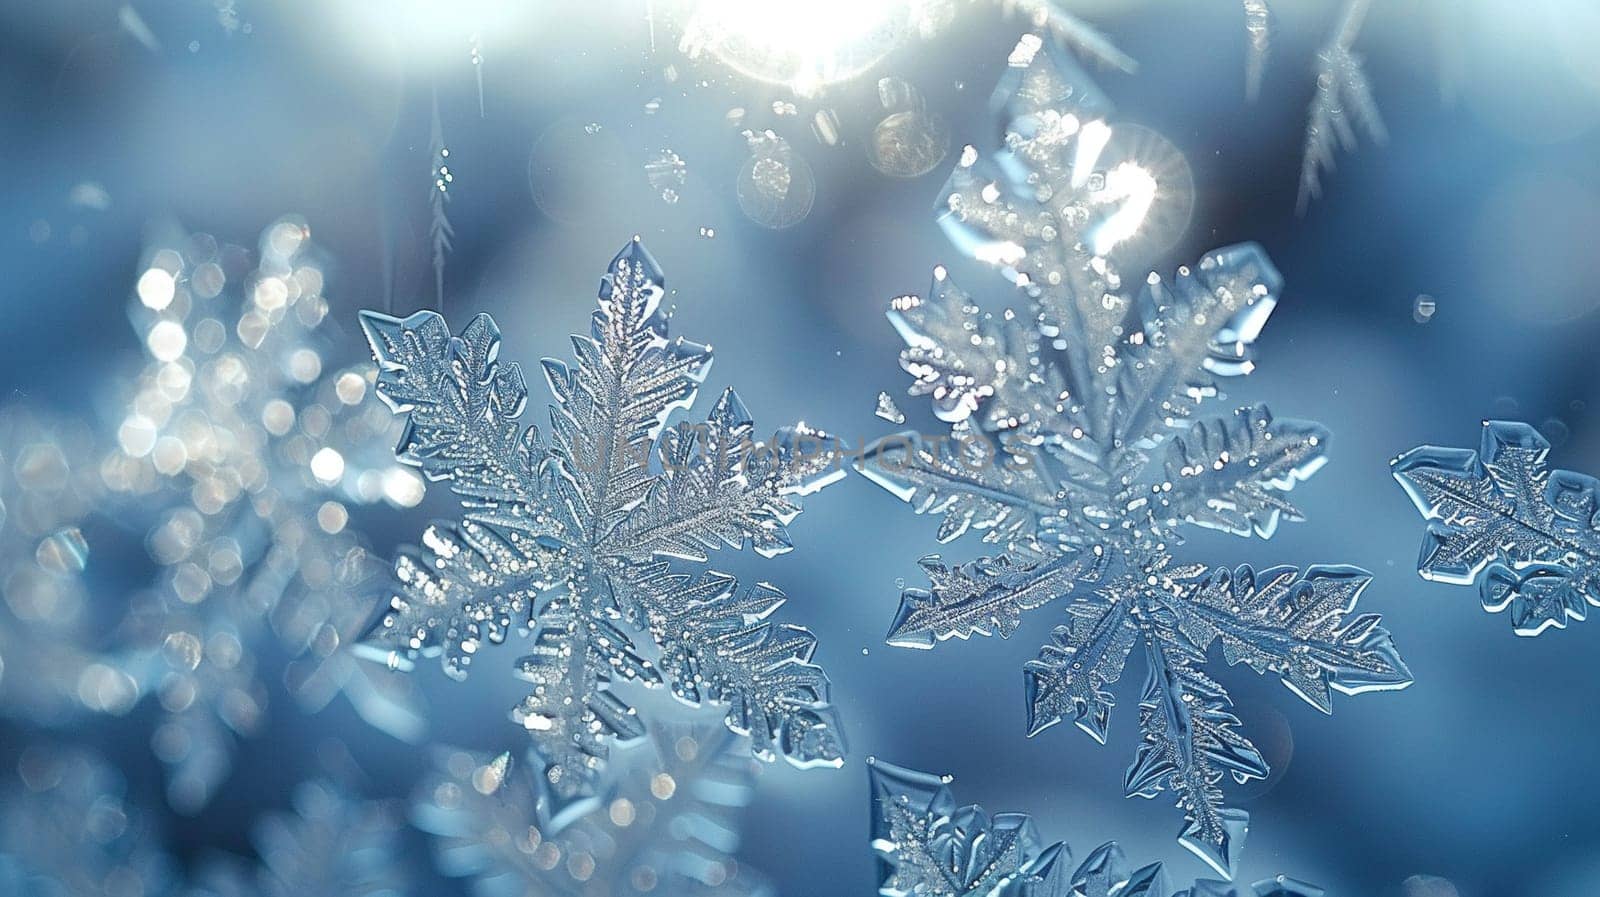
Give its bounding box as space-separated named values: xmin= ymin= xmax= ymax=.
xmin=360 ymin=238 xmax=845 ymax=818
xmin=102 ymin=218 xmax=426 ymax=812
xmin=415 ymin=705 xmax=769 ymax=897
xmin=868 ymin=758 xmax=1322 ymax=897
xmin=1394 ymin=420 xmax=1600 ymax=636
xmin=860 ymin=38 xmax=1410 ymax=876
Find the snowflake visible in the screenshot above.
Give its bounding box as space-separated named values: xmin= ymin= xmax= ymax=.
xmin=868 ymin=758 xmax=1323 ymax=897
xmin=0 ymin=746 xmax=177 ymax=897
xmin=360 ymin=238 xmax=846 ymax=819
xmin=859 ymin=39 xmax=1410 ymax=876
xmin=101 ymin=217 xmax=427 ymax=812
xmin=189 ymin=779 xmax=411 ymax=897
xmin=414 ymin=702 xmax=770 ymax=897
xmin=1394 ymin=420 xmax=1600 ymax=637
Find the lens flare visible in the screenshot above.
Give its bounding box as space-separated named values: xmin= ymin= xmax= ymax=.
xmin=676 ymin=0 xmax=918 ymax=95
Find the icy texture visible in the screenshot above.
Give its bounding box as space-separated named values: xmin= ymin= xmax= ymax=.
xmin=191 ymin=779 xmax=410 ymax=897
xmin=1394 ymin=420 xmax=1600 ymax=636
xmin=1243 ymin=1 xmax=1270 ymax=101
xmin=1298 ymin=0 xmax=1385 ymax=213
xmin=361 ymin=239 xmax=845 ymax=820
xmin=415 ymin=707 xmax=770 ymax=897
xmin=868 ymin=758 xmax=1322 ymax=897
xmin=102 ymin=219 xmax=427 ymax=812
xmin=0 ymin=747 xmax=177 ymax=897
xmin=997 ymin=0 xmax=1137 ymax=74
xmin=861 ymin=40 xmax=1410 ymax=877
xmin=430 ymin=90 xmax=456 ymax=308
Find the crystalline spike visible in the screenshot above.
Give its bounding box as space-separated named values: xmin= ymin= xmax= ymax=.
xmin=362 ymin=241 xmax=845 ymax=811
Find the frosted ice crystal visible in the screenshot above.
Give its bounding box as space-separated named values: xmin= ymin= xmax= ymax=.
xmin=415 ymin=705 xmax=769 ymax=897
xmin=360 ymin=238 xmax=845 ymax=821
xmin=430 ymin=89 xmax=456 ymax=308
xmin=1297 ymin=0 xmax=1385 ymax=213
xmin=868 ymin=758 xmax=1323 ymax=897
xmin=102 ymin=218 xmax=426 ymax=812
xmin=0 ymin=746 xmax=176 ymax=897
xmin=861 ymin=39 xmax=1410 ymax=877
xmin=1395 ymin=420 xmax=1600 ymax=636
xmin=1243 ymin=1 xmax=1270 ymax=101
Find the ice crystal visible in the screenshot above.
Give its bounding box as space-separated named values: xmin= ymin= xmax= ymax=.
xmin=995 ymin=0 xmax=1137 ymax=74
xmin=0 ymin=746 xmax=176 ymax=897
xmin=860 ymin=40 xmax=1410 ymax=876
xmin=360 ymin=238 xmax=845 ymax=819
xmin=102 ymin=218 xmax=426 ymax=812
xmin=415 ymin=705 xmax=770 ymax=897
xmin=1243 ymin=1 xmax=1270 ymax=102
xmin=868 ymin=758 xmax=1323 ymax=897
xmin=189 ymin=779 xmax=410 ymax=897
xmin=1394 ymin=420 xmax=1600 ymax=636
xmin=430 ymin=89 xmax=456 ymax=309
xmin=1297 ymin=0 xmax=1385 ymax=213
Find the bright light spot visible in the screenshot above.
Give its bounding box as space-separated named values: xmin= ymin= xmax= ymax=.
xmin=677 ymin=0 xmax=915 ymax=95
xmin=288 ymin=348 xmax=322 ymax=384
xmin=317 ymin=501 xmax=349 ymax=534
xmin=119 ymin=415 xmax=158 ymax=457
xmin=1089 ymin=163 xmax=1159 ymax=256
xmin=137 ymin=268 xmax=176 ymax=310
xmin=335 ymin=371 xmax=367 ymax=405
xmin=147 ymin=320 xmax=187 ymax=362
xmin=382 ymin=467 xmax=426 ymax=507
xmin=310 ymin=447 xmax=345 ymax=485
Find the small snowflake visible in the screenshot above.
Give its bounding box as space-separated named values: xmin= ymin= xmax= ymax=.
xmin=360 ymin=239 xmax=846 ymax=819
xmin=860 ymin=39 xmax=1410 ymax=876
xmin=1394 ymin=420 xmax=1600 ymax=636
xmin=867 ymin=757 xmax=1323 ymax=897
xmin=415 ymin=703 xmax=769 ymax=897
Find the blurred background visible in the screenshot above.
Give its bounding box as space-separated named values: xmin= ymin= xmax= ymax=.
xmin=2 ymin=1 xmax=1599 ymax=895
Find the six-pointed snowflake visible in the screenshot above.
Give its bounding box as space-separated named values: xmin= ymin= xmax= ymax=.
xmin=868 ymin=757 xmax=1322 ymax=897
xmin=1394 ymin=420 xmax=1600 ymax=636
xmin=859 ymin=38 xmax=1411 ymax=876
xmin=415 ymin=703 xmax=769 ymax=897
xmin=360 ymin=238 xmax=846 ymax=820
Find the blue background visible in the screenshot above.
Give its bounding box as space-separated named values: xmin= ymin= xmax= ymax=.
xmin=2 ymin=2 xmax=1599 ymax=895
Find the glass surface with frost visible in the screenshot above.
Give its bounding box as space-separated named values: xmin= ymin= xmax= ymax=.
xmin=1394 ymin=420 xmax=1600 ymax=636
xmin=189 ymin=778 xmax=410 ymax=897
xmin=359 ymin=239 xmax=845 ymax=824
xmin=859 ymin=37 xmax=1411 ymax=877
xmin=415 ymin=704 xmax=769 ymax=897
xmin=868 ymin=758 xmax=1322 ymax=897
xmin=0 ymin=747 xmax=176 ymax=897
xmin=100 ymin=218 xmax=427 ymax=812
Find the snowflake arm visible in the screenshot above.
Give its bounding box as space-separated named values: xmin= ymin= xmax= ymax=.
xmin=1160 ymin=405 xmax=1328 ymax=539
xmin=1297 ymin=0 xmax=1386 ymax=213
xmin=891 ymin=551 xmax=1101 ymax=648
xmin=1243 ymin=1 xmax=1270 ymax=102
xmin=1394 ymin=420 xmax=1600 ymax=635
xmin=997 ymin=1 xmax=1138 ymax=74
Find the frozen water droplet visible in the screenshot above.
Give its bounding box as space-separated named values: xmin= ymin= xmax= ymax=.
xmin=643 ymin=97 xmax=662 ymax=114
xmin=162 ymin=631 xmax=204 ymax=671
xmin=772 ymin=100 xmax=797 ymax=116
xmin=36 ymin=527 xmax=89 ymax=575
xmin=1412 ymin=293 xmax=1437 ymax=323
xmin=736 ymin=131 xmax=814 ymax=229
xmin=699 ymin=226 xmax=716 ymax=239
xmin=875 ymin=391 xmax=906 ymax=424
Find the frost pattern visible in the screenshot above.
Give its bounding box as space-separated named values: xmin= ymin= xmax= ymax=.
xmin=1394 ymin=420 xmax=1600 ymax=636
xmin=415 ymin=707 xmax=770 ymax=897
xmin=861 ymin=40 xmax=1410 ymax=876
xmin=101 ymin=219 xmax=427 ymax=812
xmin=1297 ymin=0 xmax=1385 ymax=213
xmin=868 ymin=758 xmax=1323 ymax=897
xmin=361 ymin=239 xmax=845 ymax=819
